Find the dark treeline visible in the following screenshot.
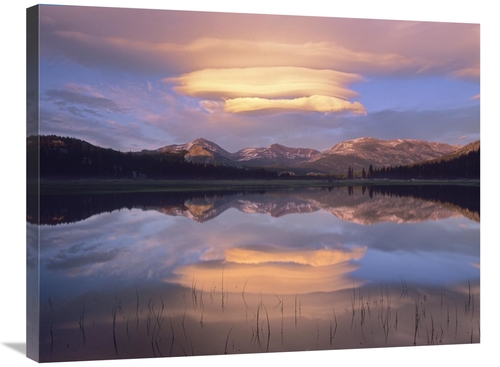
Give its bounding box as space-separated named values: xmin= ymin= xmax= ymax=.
xmin=359 ymin=148 xmax=480 ymax=180
xmin=28 ymin=135 xmax=278 ymax=180
xmin=360 ymin=184 xmax=479 ymax=216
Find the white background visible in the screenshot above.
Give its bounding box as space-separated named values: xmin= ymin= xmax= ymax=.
xmin=1 ymin=1 xmax=497 ymax=366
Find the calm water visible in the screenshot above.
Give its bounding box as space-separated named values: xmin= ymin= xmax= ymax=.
xmin=28 ymin=185 xmax=480 ymax=362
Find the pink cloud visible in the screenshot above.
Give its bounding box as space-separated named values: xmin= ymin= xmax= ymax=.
xmin=41 ymin=6 xmax=479 ymax=80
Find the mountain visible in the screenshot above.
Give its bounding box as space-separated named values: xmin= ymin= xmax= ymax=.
xmin=154 ymin=136 xmax=461 ymax=174
xmin=154 ymin=139 xmax=320 ymax=168
xmin=31 ymin=135 xmax=278 ymax=180
xmin=33 ymin=134 xmax=471 ymax=178
xmin=428 ymin=140 xmax=480 ymax=163
xmin=296 ymin=137 xmax=461 ymax=174
xmin=233 ymin=144 xmax=320 ymax=166
xmin=369 ymin=140 xmax=479 ymax=180
xmin=145 ymin=138 xmax=239 ymax=166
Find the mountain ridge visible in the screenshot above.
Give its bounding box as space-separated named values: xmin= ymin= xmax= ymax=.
xmin=152 ymin=136 xmax=466 ymax=174
xmin=31 ymin=134 xmax=477 ymax=177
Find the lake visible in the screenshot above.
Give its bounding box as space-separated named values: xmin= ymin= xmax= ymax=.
xmin=27 ymin=184 xmax=480 ymax=362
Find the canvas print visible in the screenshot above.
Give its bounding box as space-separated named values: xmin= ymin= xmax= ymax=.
xmin=26 ymin=4 xmax=480 ymax=363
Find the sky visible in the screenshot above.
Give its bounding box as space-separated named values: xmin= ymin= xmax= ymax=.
xmin=34 ymin=4 xmax=480 ymax=153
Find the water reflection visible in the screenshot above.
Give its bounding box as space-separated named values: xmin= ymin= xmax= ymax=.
xmin=32 ymin=185 xmax=480 ymax=361
xmin=30 ymin=184 xmax=479 ymax=225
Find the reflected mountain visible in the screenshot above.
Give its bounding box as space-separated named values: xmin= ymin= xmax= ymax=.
xmin=30 ymin=185 xmax=479 ymax=226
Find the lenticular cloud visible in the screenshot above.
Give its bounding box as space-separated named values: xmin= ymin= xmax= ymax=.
xmin=167 ymin=66 xmax=367 ymax=114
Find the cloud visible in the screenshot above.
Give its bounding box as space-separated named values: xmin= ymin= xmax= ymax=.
xmin=44 ymin=28 xmax=478 ymax=82
xmin=45 ymin=242 xmax=121 ymax=272
xmin=167 ymin=67 xmax=363 ymax=99
xmin=224 ymin=95 xmax=367 ymax=114
xmin=225 ymin=246 xmax=366 ymax=267
xmin=167 ymin=67 xmax=366 ymax=114
xmin=169 ymin=259 xmax=364 ymax=294
xmin=40 ymin=6 xmax=479 ymax=82
xmin=451 ymin=66 xmax=480 ymax=80
xmin=44 ymin=88 xmax=128 ymax=117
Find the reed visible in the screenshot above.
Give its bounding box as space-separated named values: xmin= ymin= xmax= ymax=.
xmin=224 ymin=327 xmax=233 ymax=354
xmin=430 ymin=314 xmax=435 ymax=345
xmin=48 ymin=296 xmax=54 ymax=354
xmin=182 ymin=311 xmax=188 ymax=342
xmin=135 ymin=286 xmax=140 ymax=330
xmin=400 ymin=278 xmax=408 ymax=299
xmin=256 ymin=303 xmax=260 ymax=337
xmin=330 ymin=308 xmax=338 ymax=346
xmin=111 ymin=304 xmax=118 ymax=356
xmin=294 ymin=295 xmax=297 ymax=328
xmin=168 ymin=322 xmax=175 ymax=357
xmin=169 ymin=314 xmax=175 ymax=339
xmin=447 ymin=304 xmax=450 ymax=329
xmin=221 ymin=265 xmax=225 ymax=312
xmin=351 ymin=286 xmax=356 ymax=316
xmin=78 ymin=299 xmax=86 ymax=347
xmin=200 ymin=283 xmax=205 ymax=311
xmin=263 ymin=304 xmax=271 ymax=336
xmin=440 ymin=287 xmax=444 ymax=314
xmin=471 ymin=290 xmax=475 ymax=321
xmin=413 ymin=297 xmax=419 ymax=346
xmin=191 ymin=277 xmax=198 ymax=309
xmin=279 ymin=295 xmax=284 ymax=335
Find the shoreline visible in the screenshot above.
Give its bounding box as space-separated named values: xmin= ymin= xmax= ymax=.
xmin=30 ymin=178 xmax=480 ymax=195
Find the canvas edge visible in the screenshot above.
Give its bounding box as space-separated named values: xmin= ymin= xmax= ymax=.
xmin=26 ymin=4 xmax=40 ymax=362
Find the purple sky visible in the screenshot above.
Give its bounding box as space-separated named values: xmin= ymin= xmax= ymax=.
xmin=37 ymin=5 xmax=480 ymax=152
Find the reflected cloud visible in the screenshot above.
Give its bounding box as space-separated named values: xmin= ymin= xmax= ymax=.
xmin=225 ymin=245 xmax=366 ymax=266
xmin=168 ymin=258 xmax=364 ymax=295
xmin=44 ymin=242 xmax=122 ymax=276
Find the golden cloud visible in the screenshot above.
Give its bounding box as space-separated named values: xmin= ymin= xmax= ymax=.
xmin=167 ymin=67 xmax=363 ymax=100
xmin=224 ymin=95 xmax=367 ymax=114
xmin=225 ymin=246 xmax=366 ymax=266
xmin=167 ymin=66 xmax=366 ymax=114
xmin=166 ymin=246 xmax=367 ymax=294
xmin=169 ymin=261 xmax=363 ymax=295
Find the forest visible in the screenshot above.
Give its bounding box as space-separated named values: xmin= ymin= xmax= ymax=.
xmin=355 ymin=148 xmax=480 ymax=180
xmin=27 ymin=135 xmax=278 ymax=180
